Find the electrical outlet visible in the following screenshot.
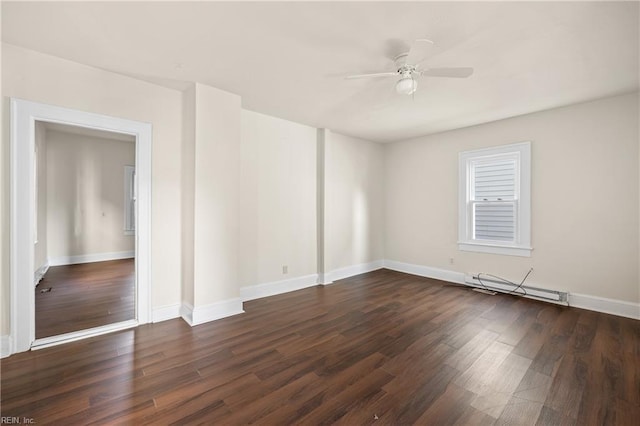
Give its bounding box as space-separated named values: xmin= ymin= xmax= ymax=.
xmin=282 ymin=265 xmax=288 ymax=274
xmin=449 ymin=257 xmax=454 ymax=264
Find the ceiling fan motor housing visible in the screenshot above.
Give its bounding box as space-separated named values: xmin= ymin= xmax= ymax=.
xmin=394 ymin=53 xmax=410 ymax=67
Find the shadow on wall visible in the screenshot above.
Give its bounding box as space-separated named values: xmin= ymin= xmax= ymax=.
xmin=46 ymin=128 xmax=135 ymax=260
xmin=352 ymin=189 xmax=370 ymax=263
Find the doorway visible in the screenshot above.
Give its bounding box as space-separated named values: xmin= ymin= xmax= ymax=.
xmin=33 ymin=122 xmax=137 ymax=339
xmin=10 ymin=99 xmax=152 ymax=354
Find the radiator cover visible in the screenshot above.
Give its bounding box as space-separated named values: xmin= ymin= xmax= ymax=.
xmin=464 ymin=274 xmax=568 ymax=305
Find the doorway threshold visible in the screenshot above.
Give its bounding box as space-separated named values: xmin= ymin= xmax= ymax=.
xmin=31 ymin=319 xmax=138 ymax=350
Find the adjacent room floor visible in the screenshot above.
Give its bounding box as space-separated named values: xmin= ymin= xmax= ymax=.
xmin=5 ymin=269 xmax=638 ymax=424
xmin=35 ymin=259 xmax=135 ymax=339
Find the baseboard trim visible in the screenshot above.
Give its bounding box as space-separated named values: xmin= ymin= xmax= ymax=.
xmin=179 ymin=262 xmax=385 ymax=327
xmin=317 ymin=273 xmax=332 ymax=286
xmin=180 ymin=303 xmax=194 ymax=326
xmin=152 ymin=304 xmax=181 ymax=323
xmin=34 ymin=262 xmax=49 ymax=286
xmin=181 ymin=299 xmax=245 ymax=327
xmin=31 ymin=320 xmax=138 ymax=350
xmin=241 ymin=274 xmax=319 ymax=302
xmin=383 ymin=259 xmax=639 ymax=320
xmin=324 ymin=260 xmax=384 ymax=283
xmin=383 ymin=259 xmax=466 ymax=284
xmin=1 ymin=335 xmax=12 ymax=358
xmin=49 ymin=251 xmax=135 ymax=266
xmin=569 ymin=293 xmax=640 ymax=320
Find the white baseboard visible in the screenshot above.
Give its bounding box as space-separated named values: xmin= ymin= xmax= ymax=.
xmin=384 ymin=259 xmax=466 ymax=284
xmin=181 ymin=299 xmax=244 ymax=327
xmin=179 ymin=262 xmax=384 ymax=327
xmin=32 ymin=320 xmax=138 ymax=351
xmin=569 ymin=293 xmax=640 ymax=320
xmin=241 ymin=274 xmax=318 ymax=302
xmin=34 ymin=262 xmax=49 ymax=286
xmin=317 ymin=273 xmax=330 ymax=285
xmin=180 ymin=303 xmax=194 ymax=326
xmin=324 ymin=260 xmax=384 ymax=284
xmin=383 ymin=259 xmax=639 ymax=320
xmin=1 ymin=335 xmax=12 ymax=358
xmin=49 ymin=250 xmax=135 ymax=266
xmin=152 ymin=304 xmax=181 ymax=323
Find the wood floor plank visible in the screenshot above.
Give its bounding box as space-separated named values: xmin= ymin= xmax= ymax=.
xmin=36 ymin=259 xmax=135 ymax=338
xmin=223 ymin=372 xmax=322 ymax=424
xmin=152 ymin=372 xmax=260 ymax=410
xmin=444 ymin=328 xmax=499 ymax=372
xmin=2 ymin=269 xmax=638 ymax=424
xmin=496 ymin=398 xmax=544 ymax=426
xmin=295 ymin=368 xmax=395 ymax=424
xmin=454 ymin=340 xmax=514 ymax=395
xmin=454 ymin=405 xmax=498 ymax=425
xmin=468 ymin=352 xmax=532 ymax=419
xmin=378 ymin=365 xmax=460 ymax=424
xmin=529 ymin=308 xmax=580 ymax=376
xmin=414 ymin=382 xmax=476 ymax=425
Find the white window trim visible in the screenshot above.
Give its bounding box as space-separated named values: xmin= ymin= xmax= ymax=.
xmin=458 ymin=141 xmax=532 ymax=257
xmin=33 ymin=145 xmax=38 ymax=244
xmin=124 ymin=165 xmax=136 ymax=235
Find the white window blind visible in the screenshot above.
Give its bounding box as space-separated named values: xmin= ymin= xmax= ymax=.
xmin=471 ymin=158 xmax=517 ymax=242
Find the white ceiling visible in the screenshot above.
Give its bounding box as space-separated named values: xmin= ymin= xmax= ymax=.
xmin=2 ymin=1 xmax=638 ymax=143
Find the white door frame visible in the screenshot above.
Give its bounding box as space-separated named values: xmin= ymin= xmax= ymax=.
xmin=10 ymin=98 xmax=152 ymax=354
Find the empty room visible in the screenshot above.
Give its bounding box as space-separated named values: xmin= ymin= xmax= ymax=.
xmin=1 ymin=1 xmax=638 ymax=425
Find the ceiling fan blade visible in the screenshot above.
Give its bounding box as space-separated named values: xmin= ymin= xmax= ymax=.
xmin=405 ymin=38 xmax=434 ymax=65
xmin=422 ymin=67 xmax=474 ymax=78
xmin=345 ymin=72 xmax=398 ymax=80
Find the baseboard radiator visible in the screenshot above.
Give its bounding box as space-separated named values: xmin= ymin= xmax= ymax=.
xmin=464 ymin=274 xmax=568 ymax=306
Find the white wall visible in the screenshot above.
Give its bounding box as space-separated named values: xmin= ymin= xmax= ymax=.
xmin=181 ymin=84 xmax=196 ymax=307
xmin=239 ymin=110 xmax=317 ymax=287
xmin=192 ymin=83 xmax=241 ymax=306
xmin=45 ymin=129 xmax=135 ymax=261
xmin=385 ymin=92 xmax=640 ymax=304
xmin=1 ymin=43 xmax=183 ymax=335
xmin=325 ymin=131 xmax=385 ymax=273
xmin=34 ymin=122 xmax=47 ymax=272
xmin=1 ymin=75 xmax=7 ymax=337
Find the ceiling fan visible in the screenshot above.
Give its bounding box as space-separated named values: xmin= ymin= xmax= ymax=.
xmin=345 ymin=39 xmax=473 ymax=95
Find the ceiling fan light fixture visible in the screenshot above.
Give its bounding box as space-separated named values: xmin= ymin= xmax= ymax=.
xmin=396 ymin=77 xmax=417 ymax=95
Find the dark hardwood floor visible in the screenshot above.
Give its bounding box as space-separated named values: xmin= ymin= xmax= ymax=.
xmin=36 ymin=259 xmax=135 ymax=338
xmin=3 ymin=269 xmax=638 ymax=424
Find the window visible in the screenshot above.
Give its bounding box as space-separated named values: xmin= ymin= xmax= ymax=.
xmin=34 ymin=145 xmax=38 ymax=244
xmin=458 ymin=142 xmax=531 ymax=257
xmin=124 ymin=165 xmax=136 ymax=235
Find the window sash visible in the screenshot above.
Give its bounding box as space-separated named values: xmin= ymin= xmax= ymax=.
xmin=468 ymin=153 xmax=520 ymax=245
xmin=470 ymin=200 xmax=518 ymax=244
xmin=470 ymin=155 xmax=519 ymax=202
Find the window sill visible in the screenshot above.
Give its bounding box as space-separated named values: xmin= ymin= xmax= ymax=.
xmin=458 ymin=241 xmax=532 ymax=257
